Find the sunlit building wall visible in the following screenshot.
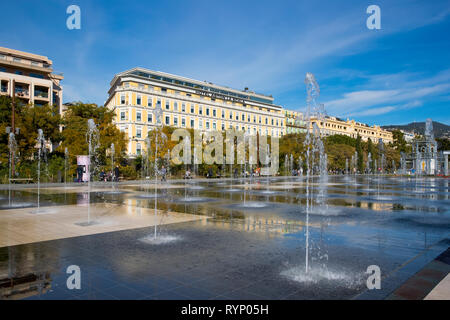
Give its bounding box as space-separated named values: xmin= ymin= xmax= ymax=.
xmin=105 ymin=68 xmax=286 ymax=157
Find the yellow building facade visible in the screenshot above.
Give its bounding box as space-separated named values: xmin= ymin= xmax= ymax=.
xmin=285 ymin=110 xmax=307 ymax=134
xmin=105 ymin=68 xmax=286 ymax=157
xmin=310 ymin=116 xmax=393 ymax=144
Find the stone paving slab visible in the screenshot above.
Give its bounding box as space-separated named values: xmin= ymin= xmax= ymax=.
xmin=0 ymin=203 xmax=206 ymax=248
xmin=424 ymin=273 xmax=450 ymax=300
xmin=387 ymin=247 xmax=450 ymax=300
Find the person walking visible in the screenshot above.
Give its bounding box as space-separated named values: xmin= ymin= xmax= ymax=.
xmin=114 ymin=165 xmax=120 ymax=182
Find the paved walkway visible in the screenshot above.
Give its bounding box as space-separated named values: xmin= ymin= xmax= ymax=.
xmin=388 ymin=247 xmax=450 ymax=300
xmin=425 ymin=274 xmax=450 ymax=300
xmin=0 ymin=203 xmax=206 ymax=248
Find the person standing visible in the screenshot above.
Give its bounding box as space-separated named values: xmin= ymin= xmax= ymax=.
xmin=77 ymin=165 xmax=83 ymax=182
xmin=114 ymin=165 xmax=120 ymax=182
xmin=99 ymin=169 xmax=106 ymax=181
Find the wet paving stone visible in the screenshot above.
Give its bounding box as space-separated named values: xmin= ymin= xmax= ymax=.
xmin=0 ymin=176 xmax=449 ymax=299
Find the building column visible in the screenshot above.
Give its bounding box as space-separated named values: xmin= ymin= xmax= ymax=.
xmin=9 ymin=77 xmax=13 ymax=98
xmin=30 ymin=82 xmax=34 ymax=105
xmin=49 ymin=84 xmax=53 ymax=106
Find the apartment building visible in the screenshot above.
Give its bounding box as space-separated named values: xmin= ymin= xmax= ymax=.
xmin=285 ymin=109 xmax=307 ymax=134
xmin=310 ymin=116 xmax=394 ymax=144
xmin=0 ymin=47 xmax=64 ymax=114
xmin=400 ymin=130 xmax=416 ymax=143
xmin=105 ymin=68 xmax=286 ymax=157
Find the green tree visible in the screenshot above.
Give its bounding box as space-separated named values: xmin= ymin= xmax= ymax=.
xmin=0 ymin=96 xmax=62 ymax=181
xmin=17 ymin=103 xmax=62 ymax=159
xmin=279 ymin=133 xmax=306 ymax=174
xmin=392 ymin=129 xmax=408 ymax=153
xmin=355 ymin=134 xmax=364 ymax=173
xmin=59 ymin=102 xmax=127 ymax=178
xmin=325 ymin=144 xmax=355 ymax=172
xmin=326 ymin=134 xmax=356 ymax=147
xmin=436 ymin=138 xmax=450 ymax=152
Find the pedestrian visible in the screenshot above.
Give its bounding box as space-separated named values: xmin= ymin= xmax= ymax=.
xmin=99 ymin=169 xmax=106 ymax=181
xmin=114 ymin=165 xmax=120 ymax=182
xmin=77 ymin=165 xmax=83 ymax=182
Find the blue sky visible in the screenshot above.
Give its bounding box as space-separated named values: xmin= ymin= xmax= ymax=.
xmin=1 ymin=0 xmax=449 ymax=125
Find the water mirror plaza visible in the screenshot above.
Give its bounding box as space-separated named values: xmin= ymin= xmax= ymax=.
xmin=1 ymin=3 xmax=450 ymax=303
xmin=0 ymin=174 xmax=449 ymax=300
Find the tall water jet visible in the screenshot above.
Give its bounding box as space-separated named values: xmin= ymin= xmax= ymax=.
xmin=345 ymin=158 xmax=349 ymax=176
xmin=85 ymin=119 xmax=99 ymax=225
xmin=367 ymin=152 xmax=372 ymax=174
xmin=400 ymin=152 xmax=406 ymax=175
xmin=110 ymin=143 xmax=115 ymax=189
xmin=416 ymin=147 xmax=422 ymax=176
xmin=36 ymin=129 xmax=46 ymax=213
xmin=303 ymin=72 xmax=327 ymax=274
xmin=298 ymin=156 xmax=303 ymax=177
xmin=182 ymin=134 xmax=190 ymax=201
xmin=290 ymin=154 xmax=294 ymax=176
xmin=165 ymin=149 xmax=171 ymax=180
xmin=285 ymin=154 xmax=289 ymax=176
xmin=151 ymin=102 xmax=167 ymax=239
xmin=8 ymin=132 xmax=17 ymax=207
xmin=229 ymin=140 xmax=235 ymax=188
xmin=378 ymin=138 xmax=385 ymax=175
xmin=144 ymin=137 xmax=151 ymax=190
xmin=193 ymin=146 xmax=199 ymax=177
xmin=425 ymin=119 xmax=434 ymax=175
xmin=64 ymin=147 xmax=69 ymax=186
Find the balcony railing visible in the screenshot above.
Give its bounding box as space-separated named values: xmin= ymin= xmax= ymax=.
xmin=15 ymin=87 xmax=29 ymax=97
xmin=35 ymin=91 xmax=49 ymax=98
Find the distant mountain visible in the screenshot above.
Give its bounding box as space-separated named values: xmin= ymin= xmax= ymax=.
xmin=382 ymin=121 xmax=450 ymax=138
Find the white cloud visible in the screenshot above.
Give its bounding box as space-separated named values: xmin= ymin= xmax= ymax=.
xmin=352 ymin=106 xmax=396 ymax=116
xmin=323 ymin=69 xmax=450 ymax=117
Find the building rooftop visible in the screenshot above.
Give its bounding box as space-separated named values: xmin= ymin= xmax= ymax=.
xmin=110 ymin=67 xmax=276 ymax=106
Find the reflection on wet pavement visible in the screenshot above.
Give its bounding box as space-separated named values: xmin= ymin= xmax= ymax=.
xmin=0 ymin=175 xmax=448 ymax=299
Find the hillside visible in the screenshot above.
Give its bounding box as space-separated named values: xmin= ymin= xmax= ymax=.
xmin=382 ymin=121 xmax=450 ymax=138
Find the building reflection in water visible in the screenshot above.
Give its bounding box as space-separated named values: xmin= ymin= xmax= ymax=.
xmin=0 ymin=246 xmax=53 ymax=300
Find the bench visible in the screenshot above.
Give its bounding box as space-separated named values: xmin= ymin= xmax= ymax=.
xmin=9 ymin=178 xmax=33 ymax=184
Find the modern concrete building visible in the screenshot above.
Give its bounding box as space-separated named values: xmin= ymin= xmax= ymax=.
xmin=105 ymin=68 xmax=286 ymax=157
xmin=0 ymin=47 xmax=64 ymax=114
xmin=310 ymin=115 xmax=394 ymax=144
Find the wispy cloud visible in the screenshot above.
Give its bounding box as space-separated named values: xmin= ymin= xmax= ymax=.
xmin=324 ymin=69 xmax=450 ymax=118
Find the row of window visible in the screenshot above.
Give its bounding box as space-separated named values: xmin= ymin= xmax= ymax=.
xmin=125 ymin=74 xmax=274 ymax=105
xmin=0 ymin=54 xmax=49 ymax=68
xmin=127 ymin=123 xmax=283 ymax=141
xmin=120 ymin=112 xmax=284 ymax=136
xmin=119 ymin=94 xmax=283 ymax=126
xmin=119 ymin=106 xmax=283 ymax=127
